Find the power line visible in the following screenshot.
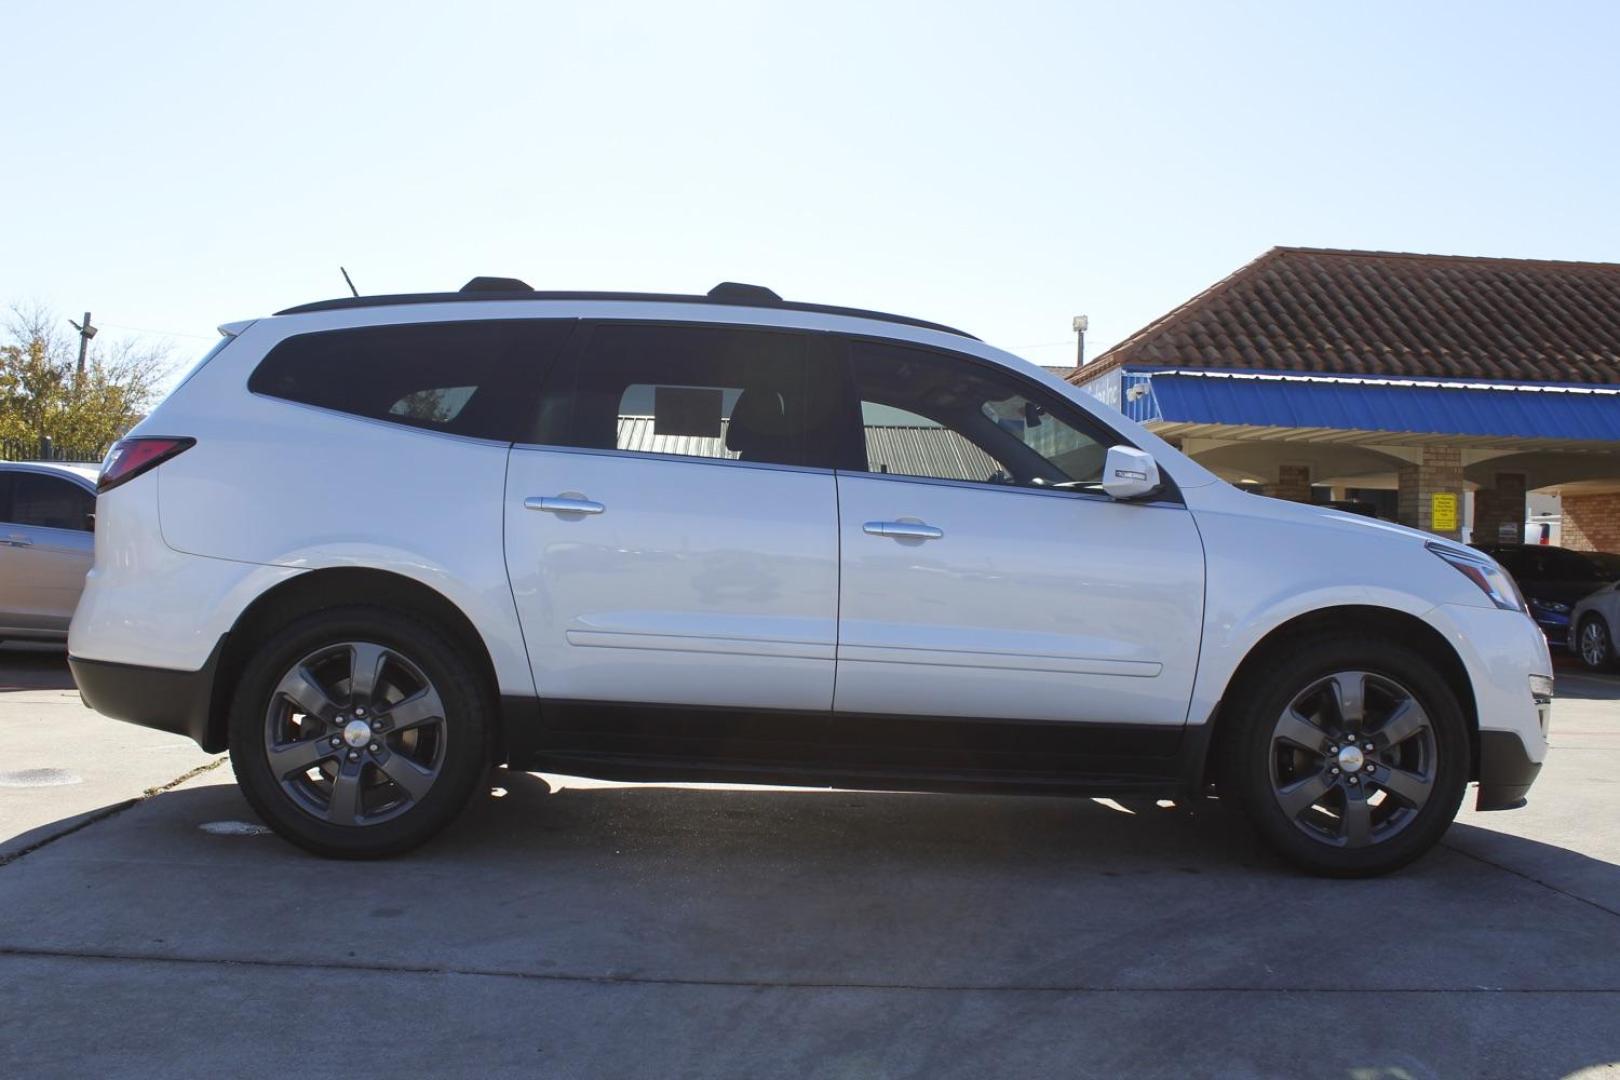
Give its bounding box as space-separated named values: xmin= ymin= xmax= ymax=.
xmin=95 ymin=321 xmax=215 ymax=341
xmin=1006 ymin=340 xmax=1083 ymax=351
xmin=97 ymin=324 xmax=1087 ymax=350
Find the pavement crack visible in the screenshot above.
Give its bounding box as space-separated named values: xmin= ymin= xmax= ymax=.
xmin=2 ymin=945 xmax=1618 ymax=995
xmin=1442 ymin=838 xmax=1620 ymax=920
xmin=0 ymin=756 xmax=226 ymax=870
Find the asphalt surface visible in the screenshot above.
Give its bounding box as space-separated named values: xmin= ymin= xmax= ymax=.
xmin=1 ymin=644 xmax=1617 ymax=1079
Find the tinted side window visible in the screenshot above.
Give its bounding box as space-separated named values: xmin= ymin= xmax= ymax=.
xmin=249 ymin=320 xmax=573 ymax=440
xmin=8 ymin=474 xmax=93 ymax=531
xmin=849 ymin=341 xmax=1110 ymax=489
xmin=535 ymin=323 xmax=841 ymax=469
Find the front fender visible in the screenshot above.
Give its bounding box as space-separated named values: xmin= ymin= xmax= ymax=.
xmin=1185 ymin=494 xmax=1491 ymax=729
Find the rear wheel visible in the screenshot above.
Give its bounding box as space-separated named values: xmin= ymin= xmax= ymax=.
xmin=1577 ymin=616 xmax=1614 ymax=672
xmin=228 ymin=606 xmax=492 ymax=857
xmin=1221 ymin=636 xmax=1469 ymax=877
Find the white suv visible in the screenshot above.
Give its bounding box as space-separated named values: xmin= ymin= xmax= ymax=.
xmin=68 ymin=279 xmax=1553 ymax=875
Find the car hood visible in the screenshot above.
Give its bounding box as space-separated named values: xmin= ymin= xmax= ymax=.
xmin=1195 ymin=484 xmax=1456 ymax=549
xmin=1522 ymin=580 xmax=1609 ymax=606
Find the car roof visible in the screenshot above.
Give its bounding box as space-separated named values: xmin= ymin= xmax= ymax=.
xmin=0 ymin=461 xmax=99 ymax=486
xmin=274 ymin=279 xmax=980 ymax=341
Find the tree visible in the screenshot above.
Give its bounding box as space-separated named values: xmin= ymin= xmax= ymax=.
xmin=0 ymin=305 xmax=174 ymax=458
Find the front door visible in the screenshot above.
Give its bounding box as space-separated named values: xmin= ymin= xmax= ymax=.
xmin=833 ymin=339 xmax=1205 ymax=728
xmin=504 ymin=322 xmax=844 ymax=712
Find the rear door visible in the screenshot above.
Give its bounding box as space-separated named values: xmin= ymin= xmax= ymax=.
xmin=0 ymin=470 xmax=95 ymax=633
xmin=833 ymin=339 xmax=1205 ymax=728
xmin=504 ymin=322 xmax=845 ymax=712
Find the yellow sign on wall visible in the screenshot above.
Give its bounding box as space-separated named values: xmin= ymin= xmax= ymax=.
xmin=1431 ymin=492 xmax=1458 ymax=532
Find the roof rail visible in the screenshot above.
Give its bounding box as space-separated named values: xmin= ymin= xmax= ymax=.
xmin=274 ymin=280 xmax=977 ymax=339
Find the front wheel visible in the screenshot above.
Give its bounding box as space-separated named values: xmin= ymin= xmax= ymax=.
xmin=1221 ymin=636 xmax=1469 ymax=877
xmin=228 ymin=606 xmax=492 ymax=858
xmin=1577 ymin=616 xmax=1615 ymax=672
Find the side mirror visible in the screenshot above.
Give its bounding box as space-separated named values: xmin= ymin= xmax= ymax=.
xmin=1101 ymin=446 xmax=1162 ymax=501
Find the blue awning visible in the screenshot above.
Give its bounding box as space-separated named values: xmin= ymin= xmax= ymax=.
xmin=1120 ymin=369 xmax=1620 ymax=442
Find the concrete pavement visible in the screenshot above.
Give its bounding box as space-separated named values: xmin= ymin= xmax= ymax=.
xmin=1 ymin=650 xmax=1617 ymax=1079
xmin=0 ymin=645 xmax=217 ymax=861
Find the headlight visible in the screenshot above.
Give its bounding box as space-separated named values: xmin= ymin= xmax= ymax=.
xmin=1529 ymin=673 xmax=1555 ymax=703
xmin=1427 ymin=543 xmax=1526 ymax=612
xmin=1531 ymin=599 xmax=1571 ymax=615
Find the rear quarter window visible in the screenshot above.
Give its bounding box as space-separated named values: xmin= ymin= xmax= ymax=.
xmin=248 ymin=319 xmax=573 ymax=440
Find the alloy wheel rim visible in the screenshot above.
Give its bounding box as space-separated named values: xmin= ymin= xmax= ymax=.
xmin=1268 ymin=670 xmax=1437 ymax=849
xmin=1581 ymin=622 xmax=1609 ymax=667
xmin=262 ymin=641 xmax=448 ymax=826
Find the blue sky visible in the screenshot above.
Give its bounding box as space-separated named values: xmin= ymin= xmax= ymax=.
xmin=5 ymin=1 xmax=1618 ymax=378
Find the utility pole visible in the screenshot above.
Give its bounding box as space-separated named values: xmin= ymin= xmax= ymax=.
xmin=1072 ymin=315 xmax=1089 ymax=369
xmin=68 ymin=312 xmax=97 ymax=380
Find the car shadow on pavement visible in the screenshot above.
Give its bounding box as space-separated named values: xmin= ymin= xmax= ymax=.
xmin=1553 ymin=671 xmax=1620 ymax=701
xmin=451 ymin=766 xmax=1285 ymax=872
xmin=0 ymin=644 xmax=75 ymax=692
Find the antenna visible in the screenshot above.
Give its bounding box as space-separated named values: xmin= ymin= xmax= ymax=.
xmin=340 ymin=267 xmax=359 ymax=297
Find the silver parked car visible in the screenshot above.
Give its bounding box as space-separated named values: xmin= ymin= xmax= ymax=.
xmin=1570 ymin=555 xmax=1620 ymax=671
xmin=0 ymin=462 xmax=97 ymax=643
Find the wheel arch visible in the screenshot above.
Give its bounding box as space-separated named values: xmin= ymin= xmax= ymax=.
xmin=202 ymin=567 xmax=505 ymax=755
xmin=1195 ymin=604 xmax=1481 ymax=792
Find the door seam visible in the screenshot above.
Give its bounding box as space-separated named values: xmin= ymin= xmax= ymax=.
xmin=500 ymin=445 xmax=542 ymax=701
xmin=831 ymin=470 xmax=843 ymax=713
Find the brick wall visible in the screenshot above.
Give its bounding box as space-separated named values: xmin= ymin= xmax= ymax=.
xmin=1473 ymin=472 xmax=1527 ymax=546
xmin=1397 ymin=446 xmax=1464 ymax=539
xmin=1271 ymin=464 xmax=1313 ymax=503
xmin=1563 ymin=493 xmax=1620 ymax=552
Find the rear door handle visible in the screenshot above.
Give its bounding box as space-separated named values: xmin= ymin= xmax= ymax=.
xmin=525 ymin=496 xmax=606 ymax=516
xmin=0 ymin=535 xmax=32 ymax=547
xmin=863 ymin=521 xmax=943 ymax=541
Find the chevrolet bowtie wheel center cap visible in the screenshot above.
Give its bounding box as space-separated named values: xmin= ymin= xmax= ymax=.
xmin=1337 ymin=745 xmax=1366 ymax=774
xmin=342 ymin=719 xmax=373 ymax=749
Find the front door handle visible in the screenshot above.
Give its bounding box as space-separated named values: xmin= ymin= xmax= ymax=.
xmin=0 ymin=534 xmax=32 ymax=547
xmin=863 ymin=520 xmax=943 ymax=541
xmin=525 ymin=496 xmax=606 ymax=516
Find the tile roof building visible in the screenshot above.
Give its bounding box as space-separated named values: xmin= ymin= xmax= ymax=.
xmin=1087 ymin=247 xmax=1620 ymax=384
xmin=1070 ymin=247 xmax=1620 ymax=552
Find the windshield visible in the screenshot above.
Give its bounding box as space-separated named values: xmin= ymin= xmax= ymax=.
xmin=1484 ymin=546 xmax=1617 ymax=583
xmin=1535 ymin=548 xmax=1614 ymax=582
xmin=1588 ymin=551 xmax=1620 ymax=580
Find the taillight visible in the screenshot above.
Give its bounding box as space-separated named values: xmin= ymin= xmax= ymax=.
xmin=98 ymin=437 xmax=196 ymax=493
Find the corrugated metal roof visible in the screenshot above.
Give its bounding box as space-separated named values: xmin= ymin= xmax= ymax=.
xmin=863 ymin=425 xmax=999 ymax=480
xmin=1126 ymin=370 xmax=1620 ymax=442
xmin=615 ymin=416 xmax=733 ymax=459
xmin=613 ymin=416 xmax=1000 ymax=478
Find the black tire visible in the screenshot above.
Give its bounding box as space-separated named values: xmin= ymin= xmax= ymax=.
xmin=1219 ymin=635 xmax=1469 ymax=877
xmin=1576 ymin=615 xmax=1615 ymax=672
xmin=228 ymin=605 xmax=492 ymax=858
